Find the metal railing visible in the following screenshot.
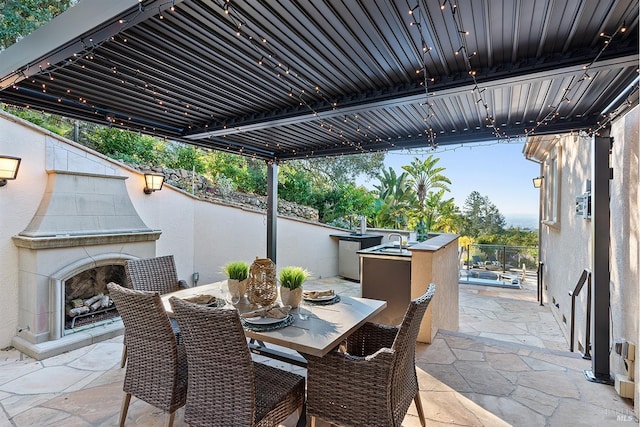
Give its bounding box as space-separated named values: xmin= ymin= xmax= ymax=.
xmin=538 ymin=261 xmax=544 ymax=306
xmin=464 ymin=244 xmax=538 ymax=273
xmin=568 ymin=269 xmax=592 ymax=359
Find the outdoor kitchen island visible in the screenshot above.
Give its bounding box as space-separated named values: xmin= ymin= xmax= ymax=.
xmin=358 ymin=232 xmax=459 ymax=343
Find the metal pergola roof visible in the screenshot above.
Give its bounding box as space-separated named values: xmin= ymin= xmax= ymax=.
xmin=0 ymin=0 xmax=637 ymax=161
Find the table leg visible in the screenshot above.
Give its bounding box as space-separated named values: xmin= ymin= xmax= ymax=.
xmin=296 ymin=402 xmax=307 ymax=427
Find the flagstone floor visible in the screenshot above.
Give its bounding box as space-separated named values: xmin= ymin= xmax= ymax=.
xmin=0 ymin=278 xmax=635 ymax=426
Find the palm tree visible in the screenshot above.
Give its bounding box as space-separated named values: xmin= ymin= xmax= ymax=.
xmin=401 ymin=156 xmax=451 ymax=207
xmin=372 ymin=168 xmax=413 ymax=228
xmin=401 ymin=156 xmax=452 ymax=239
xmin=423 ymin=190 xmax=463 ymax=233
xmin=373 ymin=168 xmax=407 ymax=200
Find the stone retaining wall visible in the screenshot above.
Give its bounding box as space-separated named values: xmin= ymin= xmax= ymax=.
xmin=128 ymin=164 xmax=319 ymax=222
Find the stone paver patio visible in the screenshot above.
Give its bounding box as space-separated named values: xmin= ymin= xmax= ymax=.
xmin=0 ymin=278 xmax=635 ymax=426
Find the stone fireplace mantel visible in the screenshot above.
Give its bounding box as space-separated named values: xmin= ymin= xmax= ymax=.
xmin=13 ymin=231 xmax=161 ymax=249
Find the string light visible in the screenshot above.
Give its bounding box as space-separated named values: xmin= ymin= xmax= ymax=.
xmin=210 ymin=0 xmax=394 ymax=157
xmin=408 ymin=1 xmax=439 ymax=149
xmin=3 ymin=0 xmax=193 ymax=136
xmin=450 ymin=2 xmax=504 ymax=140
xmin=525 ymin=21 xmax=629 ymax=138
xmin=6 ymin=0 xmax=629 ymax=160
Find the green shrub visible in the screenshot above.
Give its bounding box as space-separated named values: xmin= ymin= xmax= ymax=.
xmin=222 ymin=261 xmax=249 ymax=281
xmin=279 ymin=266 xmax=310 ymax=289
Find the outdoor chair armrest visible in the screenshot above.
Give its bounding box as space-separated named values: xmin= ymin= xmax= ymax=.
xmin=346 ymin=322 xmax=399 ymax=357
xmin=307 ymin=347 xmax=394 ymax=388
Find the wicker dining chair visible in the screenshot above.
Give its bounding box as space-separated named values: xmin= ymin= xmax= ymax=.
xmin=124 ymin=255 xmax=188 ymax=294
xmin=305 ymin=283 xmax=436 ymax=427
xmin=169 ymin=296 xmax=306 ymax=427
xmin=107 ymin=283 xmax=187 ymax=427
xmin=120 ymin=255 xmax=187 ymax=367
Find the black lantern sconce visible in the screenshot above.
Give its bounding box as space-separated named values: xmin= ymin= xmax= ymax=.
xmin=0 ymin=155 xmax=21 ymax=187
xmin=532 ymin=176 xmax=544 ymax=189
xmin=143 ymin=172 xmax=165 ymax=194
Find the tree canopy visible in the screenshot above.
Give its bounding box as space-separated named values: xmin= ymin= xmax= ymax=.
xmin=1 ymin=0 xmax=74 ymax=50
xmin=461 ymin=191 xmax=506 ymax=237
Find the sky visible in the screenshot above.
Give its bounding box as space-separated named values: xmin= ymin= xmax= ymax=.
xmin=357 ymin=140 xmax=541 ymax=225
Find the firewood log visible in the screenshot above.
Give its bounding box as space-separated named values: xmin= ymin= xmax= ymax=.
xmin=68 ymin=306 xmax=90 ymax=317
xmin=100 ymin=295 xmax=111 ymax=308
xmin=84 ymin=293 xmax=104 ymax=307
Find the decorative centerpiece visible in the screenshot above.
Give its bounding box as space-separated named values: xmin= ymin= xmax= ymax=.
xmin=222 ymin=261 xmax=249 ymax=302
xmin=279 ymin=266 xmax=310 ymax=308
xmin=246 ymin=257 xmax=278 ymax=306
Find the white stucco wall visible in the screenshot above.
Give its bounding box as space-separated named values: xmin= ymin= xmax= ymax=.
xmin=191 ymin=198 xmax=340 ymax=285
xmin=536 ymin=133 xmax=593 ymax=350
xmin=527 ymin=105 xmax=639 ymax=407
xmin=610 ymin=105 xmax=639 ymax=404
xmin=0 ymin=111 xmax=340 ymax=349
xmin=0 ymin=114 xmax=49 ymax=343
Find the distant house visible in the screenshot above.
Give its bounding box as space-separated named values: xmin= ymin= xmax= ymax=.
xmin=524 ymin=105 xmax=639 ymax=407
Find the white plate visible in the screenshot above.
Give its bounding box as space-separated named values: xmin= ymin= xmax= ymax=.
xmin=243 ymin=316 xmax=287 ymax=325
xmin=303 ymin=294 xmax=335 ymax=302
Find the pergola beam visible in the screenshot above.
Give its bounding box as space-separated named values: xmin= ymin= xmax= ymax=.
xmin=185 ymin=50 xmax=639 ymax=139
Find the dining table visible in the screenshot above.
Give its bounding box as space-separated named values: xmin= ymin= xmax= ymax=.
xmin=162 ymin=281 xmax=385 ymax=427
xmin=161 ymin=281 xmax=386 ymax=366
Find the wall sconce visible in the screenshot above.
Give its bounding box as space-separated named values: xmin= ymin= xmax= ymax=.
xmin=532 ymin=176 xmax=544 ymax=188
xmin=143 ymin=172 xmax=164 ymax=194
xmin=0 ymin=155 xmax=21 ymax=187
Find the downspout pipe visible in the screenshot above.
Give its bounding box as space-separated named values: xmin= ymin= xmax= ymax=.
xmin=524 ymin=147 xmax=544 ymax=306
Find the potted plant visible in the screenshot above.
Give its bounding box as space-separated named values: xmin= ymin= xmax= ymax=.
xmin=222 ymin=261 xmax=249 ymax=302
xmin=279 ymin=266 xmax=310 ymax=308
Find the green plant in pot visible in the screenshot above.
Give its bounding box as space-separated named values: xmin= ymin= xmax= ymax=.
xmin=222 ymin=261 xmax=249 ymax=303
xmin=279 ymin=266 xmax=310 ymax=308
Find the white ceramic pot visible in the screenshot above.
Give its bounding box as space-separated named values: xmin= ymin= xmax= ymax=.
xmin=227 ymin=279 xmax=247 ymax=299
xmin=280 ymin=286 xmax=303 ymax=308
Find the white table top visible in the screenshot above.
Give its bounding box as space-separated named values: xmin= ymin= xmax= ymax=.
xmin=161 ymin=281 xmax=386 ymax=357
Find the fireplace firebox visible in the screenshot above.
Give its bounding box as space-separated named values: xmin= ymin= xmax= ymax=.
xmin=64 ymin=265 xmax=125 ymax=331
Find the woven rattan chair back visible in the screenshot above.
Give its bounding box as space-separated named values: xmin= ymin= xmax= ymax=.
xmin=107 ymin=283 xmax=187 ymax=427
xmin=170 ymin=297 xmax=255 ymax=426
xmin=124 ymin=255 xmax=182 ymax=294
xmin=120 ymin=255 xmax=185 ymax=368
xmin=169 ymin=297 xmax=306 ymax=427
xmin=389 ymin=283 xmax=436 ymax=425
xmin=306 ymin=283 xmax=436 ymax=427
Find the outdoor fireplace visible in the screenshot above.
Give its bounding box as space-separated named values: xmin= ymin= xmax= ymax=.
xmin=12 ymin=170 xmax=161 ymax=360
